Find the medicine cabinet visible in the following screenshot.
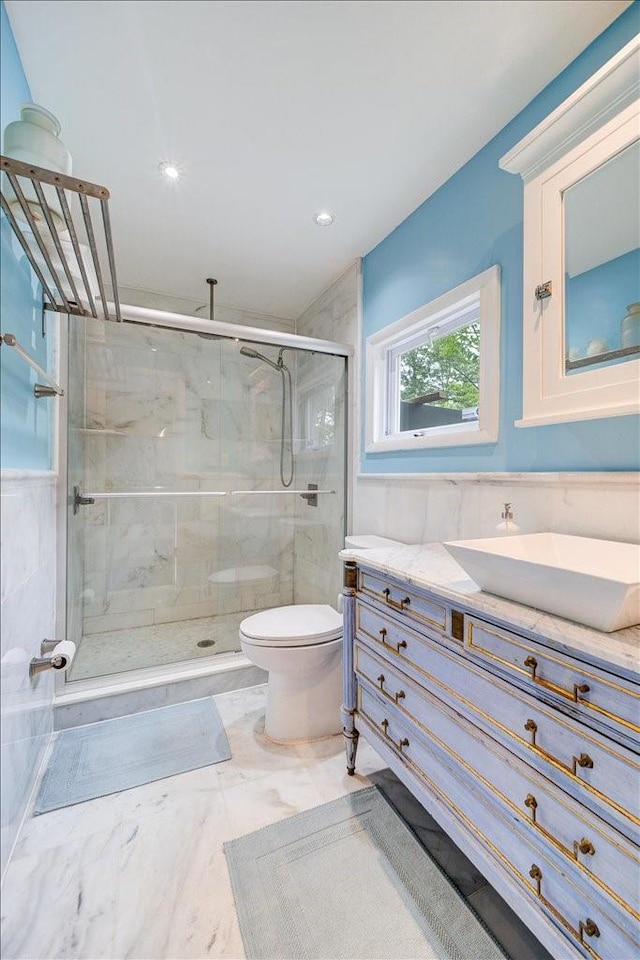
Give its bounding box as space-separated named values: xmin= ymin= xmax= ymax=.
xmin=500 ymin=36 xmax=640 ymax=427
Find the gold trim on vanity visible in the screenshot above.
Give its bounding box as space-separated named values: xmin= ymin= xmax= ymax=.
xmin=356 ymin=707 xmax=609 ymax=959
xmin=467 ymin=620 xmax=640 ymax=735
xmin=356 ymin=667 xmax=639 ymax=917
xmin=357 ymin=572 xmax=447 ymax=631
xmin=528 ymin=865 xmax=603 ymax=960
xmin=355 ymin=627 xmax=640 ymax=828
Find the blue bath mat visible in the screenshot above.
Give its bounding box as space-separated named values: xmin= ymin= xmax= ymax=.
xmin=224 ymin=786 xmax=506 ymax=960
xmin=34 ymin=697 xmax=231 ymax=814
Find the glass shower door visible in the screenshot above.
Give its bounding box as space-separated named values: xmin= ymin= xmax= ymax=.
xmin=65 ymin=318 xmax=346 ymax=683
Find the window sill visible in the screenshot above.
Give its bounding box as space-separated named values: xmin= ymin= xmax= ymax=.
xmin=365 ymin=424 xmax=498 ymax=452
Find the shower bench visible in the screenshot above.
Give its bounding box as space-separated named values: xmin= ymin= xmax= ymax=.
xmin=341 ymin=545 xmax=639 ymax=960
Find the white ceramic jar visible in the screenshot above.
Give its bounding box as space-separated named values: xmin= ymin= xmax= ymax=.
xmin=621 ymin=302 xmax=640 ymax=349
xmin=3 ymin=103 xmax=72 ymax=174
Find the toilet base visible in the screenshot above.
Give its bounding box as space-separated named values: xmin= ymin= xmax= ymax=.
xmin=263 ymin=649 xmax=343 ymax=742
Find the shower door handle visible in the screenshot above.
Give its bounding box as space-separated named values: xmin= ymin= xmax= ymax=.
xmin=72 ymin=486 xmax=95 ymax=514
xmin=299 ymin=483 xmax=318 ymax=507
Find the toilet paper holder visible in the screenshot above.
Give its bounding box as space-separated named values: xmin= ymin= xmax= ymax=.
xmin=29 ymin=639 xmax=75 ymax=678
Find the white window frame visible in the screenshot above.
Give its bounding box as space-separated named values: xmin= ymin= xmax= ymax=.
xmin=365 ymin=265 xmax=500 ymax=452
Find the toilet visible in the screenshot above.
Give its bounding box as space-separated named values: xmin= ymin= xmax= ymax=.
xmin=239 ymin=535 xmax=405 ymax=743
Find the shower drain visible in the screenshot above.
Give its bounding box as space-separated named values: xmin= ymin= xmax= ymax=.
xmin=197 ymin=639 xmax=216 ymax=648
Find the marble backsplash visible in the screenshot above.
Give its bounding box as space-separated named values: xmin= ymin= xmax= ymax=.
xmin=352 ymin=473 xmax=640 ymax=546
xmin=0 ymin=473 xmax=57 ymax=876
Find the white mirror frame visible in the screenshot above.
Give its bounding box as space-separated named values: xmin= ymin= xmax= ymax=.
xmin=500 ymin=36 xmax=640 ymax=427
xmin=365 ymin=265 xmax=500 ymax=452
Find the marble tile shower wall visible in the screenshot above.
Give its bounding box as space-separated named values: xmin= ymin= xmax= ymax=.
xmin=293 ymin=263 xmax=358 ymax=605
xmin=292 ymin=352 xmax=347 ymax=606
xmin=72 ymin=321 xmax=295 ymax=638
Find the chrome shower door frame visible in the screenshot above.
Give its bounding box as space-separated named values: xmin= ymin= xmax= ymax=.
xmin=56 ymin=303 xmax=351 ymax=698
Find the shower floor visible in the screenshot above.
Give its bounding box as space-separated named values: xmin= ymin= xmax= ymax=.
xmin=69 ymin=612 xmax=246 ymax=682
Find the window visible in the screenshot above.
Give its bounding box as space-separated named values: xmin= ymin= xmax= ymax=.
xmin=365 ymin=266 xmax=500 ymax=451
xmin=298 ymin=382 xmax=336 ymax=451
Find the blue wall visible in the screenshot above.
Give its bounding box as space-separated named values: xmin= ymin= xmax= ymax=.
xmin=362 ymin=3 xmax=640 ymax=473
xmin=566 ymin=248 xmax=639 ymax=359
xmin=0 ymin=0 xmax=50 ymax=470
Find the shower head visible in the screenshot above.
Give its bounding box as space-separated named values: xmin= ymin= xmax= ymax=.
xmin=239 ymin=345 xmax=281 ymax=372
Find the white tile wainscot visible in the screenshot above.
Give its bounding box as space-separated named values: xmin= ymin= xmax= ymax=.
xmin=341 ymin=543 xmax=639 ymax=960
xmin=1 ymin=472 xmax=57 ymax=876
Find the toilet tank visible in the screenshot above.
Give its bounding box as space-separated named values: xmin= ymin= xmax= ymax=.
xmin=344 ymin=535 xmax=405 ymax=550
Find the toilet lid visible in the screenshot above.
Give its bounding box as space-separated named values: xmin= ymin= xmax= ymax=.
xmin=239 ymin=604 xmax=343 ymax=647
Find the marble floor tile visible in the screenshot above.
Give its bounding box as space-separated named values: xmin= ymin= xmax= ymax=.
xmin=114 ymin=795 xmax=234 ymax=959
xmin=221 ymin=764 xmax=325 ymax=839
xmin=214 ymin=689 xmax=310 ymax=790
xmin=1 ymin=684 xmax=551 ymax=960
xmin=12 ymin=789 xmax=126 ymax=861
xmin=1 ymin=825 xmax=121 ymax=959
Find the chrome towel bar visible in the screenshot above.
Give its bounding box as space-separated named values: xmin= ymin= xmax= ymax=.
xmin=0 ymin=332 xmax=64 ymax=396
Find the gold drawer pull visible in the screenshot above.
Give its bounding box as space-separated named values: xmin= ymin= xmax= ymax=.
xmin=524 ymin=793 xmax=538 ymax=822
xmin=529 ymin=863 xmax=542 ymax=894
xmin=574 ymin=838 xmax=596 ymax=858
xmin=380 ymin=718 xmax=409 ymax=752
xmin=523 ymin=656 xmax=590 ymax=703
xmin=376 ymin=673 xmax=405 ymax=704
xmin=383 ymin=587 xmax=411 ymax=612
xmin=524 ymin=796 xmax=596 ymax=860
xmin=579 ymin=919 xmax=600 ymax=942
xmin=378 ymin=627 xmax=407 ymax=655
xmin=523 ymin=720 xmax=594 ymax=778
xmin=529 ymin=865 xmax=600 ymax=946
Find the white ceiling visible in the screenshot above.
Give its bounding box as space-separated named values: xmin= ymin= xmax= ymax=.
xmin=5 ymin=0 xmax=630 ymax=320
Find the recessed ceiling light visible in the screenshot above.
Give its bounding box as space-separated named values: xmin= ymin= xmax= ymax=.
xmin=314 ymin=211 xmax=335 ymax=226
xmin=159 ymin=160 xmax=181 ymax=180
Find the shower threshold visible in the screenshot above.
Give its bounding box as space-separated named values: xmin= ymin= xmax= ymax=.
xmin=54 ymin=644 xmax=266 ymax=729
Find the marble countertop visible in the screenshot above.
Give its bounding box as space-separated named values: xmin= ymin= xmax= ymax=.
xmin=339 ymin=543 xmax=639 ymax=678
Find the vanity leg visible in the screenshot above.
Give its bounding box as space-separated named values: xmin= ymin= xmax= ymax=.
xmin=343 ymin=717 xmax=359 ymax=775
xmin=342 ymin=560 xmax=359 ymax=775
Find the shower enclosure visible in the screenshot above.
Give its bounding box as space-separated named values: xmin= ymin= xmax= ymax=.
xmin=65 ymin=309 xmax=348 ymax=684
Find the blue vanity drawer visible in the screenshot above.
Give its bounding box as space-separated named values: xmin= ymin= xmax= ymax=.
xmin=355 ymin=644 xmax=640 ymax=919
xmin=357 ymin=568 xmax=447 ymax=634
xmin=355 ymin=606 xmax=639 ymax=837
xmin=358 ymin=688 xmax=638 ymax=959
xmin=464 ymin=614 xmax=640 ymax=739
xmin=358 ymin=644 xmax=640 ymax=913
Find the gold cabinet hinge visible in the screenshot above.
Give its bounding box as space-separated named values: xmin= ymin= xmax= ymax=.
xmin=451 ymin=609 xmax=465 ymax=642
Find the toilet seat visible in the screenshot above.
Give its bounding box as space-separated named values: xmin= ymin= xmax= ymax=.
xmin=239 ymin=604 xmax=342 ymax=647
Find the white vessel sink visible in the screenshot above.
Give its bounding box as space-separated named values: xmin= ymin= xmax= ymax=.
xmin=443 ymin=533 xmax=640 ymax=632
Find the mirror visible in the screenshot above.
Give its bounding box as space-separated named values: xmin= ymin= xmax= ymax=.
xmin=564 ymin=140 xmax=640 ymax=373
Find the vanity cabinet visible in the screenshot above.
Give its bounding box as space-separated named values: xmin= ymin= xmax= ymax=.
xmin=342 ymin=559 xmax=639 ymax=960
